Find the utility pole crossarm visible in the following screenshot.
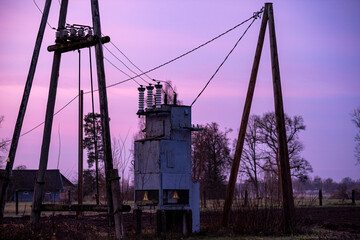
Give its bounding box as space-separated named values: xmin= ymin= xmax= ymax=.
xmin=47 ymin=36 xmax=110 ymax=53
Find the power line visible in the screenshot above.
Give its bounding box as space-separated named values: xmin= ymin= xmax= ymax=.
xmin=103 ymin=56 xmax=141 ymax=86
xmin=9 ymin=52 xmax=140 ymax=141
xmin=103 ymin=45 xmax=149 ymax=84
xmin=191 ymin=18 xmax=256 ymax=106
xmin=9 ymin=8 xmax=263 ymax=141
xmin=103 ymin=10 xmax=262 ymax=89
xmin=32 ymin=0 xmax=56 ymax=30
xmin=105 ymin=43 xmax=177 ymax=92
xmin=9 ymin=95 xmax=79 ymax=141
xmin=107 ymin=40 xmax=153 ymax=82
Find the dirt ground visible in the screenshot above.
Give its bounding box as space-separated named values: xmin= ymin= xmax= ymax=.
xmin=1 ymin=207 xmax=359 ymax=239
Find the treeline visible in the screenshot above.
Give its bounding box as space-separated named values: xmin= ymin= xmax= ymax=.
xmin=80 ymin=111 xmax=359 ymax=203
xmin=192 ymin=112 xmax=313 ymax=200
xmin=293 ymin=176 xmax=360 ymax=200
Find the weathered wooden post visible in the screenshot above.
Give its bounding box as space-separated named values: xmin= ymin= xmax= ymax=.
xmin=110 ymin=169 xmax=125 ymax=240
xmin=15 ymin=190 xmax=19 ymax=215
xmin=244 ymin=190 xmax=248 ymax=207
xmin=135 ymin=209 xmax=142 ymax=234
xmin=90 ymin=0 xmax=115 ymax=224
xmin=222 ymin=4 xmax=295 ymax=233
xmin=319 ymin=189 xmax=323 ymax=206
xmin=352 ymin=190 xmax=356 ymax=205
xmin=221 ymin=5 xmax=268 ymax=227
xmin=203 ymin=191 xmax=207 ymax=208
xmin=0 ymin=0 xmax=52 ymax=220
xmin=156 ymin=210 xmax=166 ymax=237
xmin=68 ymin=190 xmax=71 ymax=205
xmin=31 ymin=0 xmax=69 ymax=224
xmin=267 ymin=3 xmax=295 ymax=233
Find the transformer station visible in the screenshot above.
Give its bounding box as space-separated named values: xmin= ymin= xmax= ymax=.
xmin=134 ymin=83 xmax=200 ymax=235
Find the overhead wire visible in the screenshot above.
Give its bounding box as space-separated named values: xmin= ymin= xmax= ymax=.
xmin=32 ymin=0 xmax=56 ymax=30
xmin=104 ymin=39 xmax=175 ymax=93
xmin=103 ymin=56 xmax=141 ymax=86
xmin=191 ymin=18 xmax=257 ymax=106
xmin=15 ymin=95 xmax=79 ymax=140
xmin=103 ymin=11 xmax=261 ymax=89
xmin=11 ymin=8 xmax=262 ymax=141
xmin=103 ymin=45 xmax=150 ymax=85
xmin=107 ymin=40 xmax=153 ymax=82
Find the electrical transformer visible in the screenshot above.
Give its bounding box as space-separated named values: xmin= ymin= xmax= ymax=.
xmin=134 ymin=84 xmax=200 ymax=234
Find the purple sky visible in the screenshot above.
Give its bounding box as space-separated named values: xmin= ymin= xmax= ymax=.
xmin=0 ymin=0 xmax=359 ymax=182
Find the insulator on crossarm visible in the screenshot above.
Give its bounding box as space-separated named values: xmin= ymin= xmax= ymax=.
xmin=138 ymin=86 xmax=145 ymax=113
xmin=61 ymin=29 xmax=69 ymax=40
xmin=78 ymin=27 xmax=85 ymax=37
xmin=87 ymin=28 xmax=93 ymax=36
xmin=146 ymin=85 xmax=154 ymax=111
xmin=70 ymin=26 xmax=76 ymax=37
xmin=55 ymin=30 xmax=61 ymax=42
xmin=155 ymin=83 xmax=162 ymax=109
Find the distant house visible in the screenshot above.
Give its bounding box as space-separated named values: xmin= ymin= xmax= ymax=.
xmin=5 ymin=169 xmax=74 ymax=202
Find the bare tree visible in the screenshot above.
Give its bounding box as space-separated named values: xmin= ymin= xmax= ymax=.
xmin=256 ymin=112 xmax=312 ymax=181
xmin=351 ymin=107 xmax=360 ymax=164
xmin=0 ymin=116 xmax=10 ymax=168
xmin=161 ymin=80 xmax=182 ymax=105
xmin=112 ymin=134 xmax=132 ymax=200
xmin=14 ymin=165 xmax=27 ymax=170
xmin=192 ymin=122 xmax=232 ymax=199
xmin=239 ymin=115 xmax=264 ymax=198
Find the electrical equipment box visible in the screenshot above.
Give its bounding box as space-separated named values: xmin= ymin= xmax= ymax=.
xmin=134 ymin=87 xmax=200 ymax=233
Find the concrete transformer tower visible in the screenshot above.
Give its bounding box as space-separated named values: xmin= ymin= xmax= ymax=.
xmin=134 ymin=84 xmax=200 ymax=235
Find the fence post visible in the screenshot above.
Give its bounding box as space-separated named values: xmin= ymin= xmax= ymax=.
xmin=16 ymin=190 xmax=19 ymax=215
xmin=68 ymin=190 xmax=71 ymax=205
xmin=203 ymin=191 xmax=206 ymax=208
xmin=135 ymin=209 xmax=142 ymax=235
xmin=352 ymin=190 xmax=356 ymax=205
xmin=319 ymin=189 xmax=322 ymax=206
xmin=244 ymin=190 xmax=248 ymax=207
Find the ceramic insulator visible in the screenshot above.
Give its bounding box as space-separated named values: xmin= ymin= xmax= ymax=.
xmin=146 ymin=85 xmax=154 ymax=110
xmin=138 ymin=86 xmax=145 ymax=112
xmin=155 ymin=84 xmax=162 ymax=109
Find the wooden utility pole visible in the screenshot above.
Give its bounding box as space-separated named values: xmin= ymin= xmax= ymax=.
xmin=88 ymin=47 xmax=100 ymax=205
xmin=77 ymin=48 xmax=84 ymax=217
xmin=5 ymin=0 xmax=126 ymax=238
xmin=110 ymin=170 xmax=125 ymax=239
xmin=0 ymin=0 xmax=52 ymax=220
xmin=267 ymin=3 xmax=294 ymax=233
xmin=222 ymin=3 xmax=294 ymax=233
xmin=31 ymin=0 xmax=69 ymax=224
xmin=78 ymin=88 xmax=84 ymax=217
xmin=221 ymin=5 xmax=268 ymax=227
xmin=90 ymin=0 xmax=115 ymax=225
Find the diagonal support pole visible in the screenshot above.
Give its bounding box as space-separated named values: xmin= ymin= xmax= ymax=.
xmin=31 ymin=0 xmax=69 ymax=224
xmin=221 ymin=5 xmax=268 ymax=227
xmin=267 ymin=3 xmax=294 ymax=233
xmin=222 ymin=3 xmax=294 ymax=233
xmin=0 ymin=0 xmax=53 ymax=221
xmin=90 ymin=0 xmax=115 ymax=227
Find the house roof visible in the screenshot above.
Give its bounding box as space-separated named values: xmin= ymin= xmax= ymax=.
xmin=7 ymin=169 xmax=74 ymax=192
